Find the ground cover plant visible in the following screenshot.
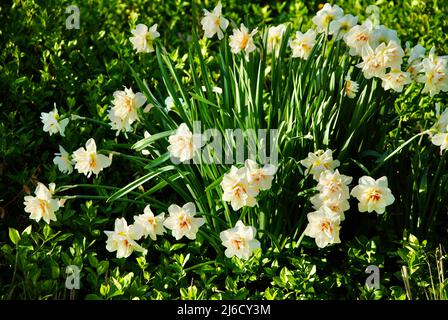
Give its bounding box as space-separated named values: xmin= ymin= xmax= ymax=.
xmin=0 ymin=0 xmax=447 ymax=300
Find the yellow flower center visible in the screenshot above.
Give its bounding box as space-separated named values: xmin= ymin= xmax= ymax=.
xmin=368 ymin=188 xmax=382 ymax=202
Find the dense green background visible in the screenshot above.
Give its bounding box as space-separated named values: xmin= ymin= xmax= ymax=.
xmin=0 ymin=0 xmax=447 ymax=299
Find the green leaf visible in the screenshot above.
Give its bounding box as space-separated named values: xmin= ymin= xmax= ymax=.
xmin=132 ymin=131 xmax=173 ymax=151
xmin=107 ymin=165 xmax=176 ymax=202
xmin=9 ymin=228 xmax=20 ymax=245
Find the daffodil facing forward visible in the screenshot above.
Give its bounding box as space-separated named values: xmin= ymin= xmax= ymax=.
xmin=201 ymin=2 xmax=229 ymax=40
xmin=108 ymin=86 xmax=147 ymax=135
xmin=229 ymin=24 xmax=258 ymax=56
xmin=221 ymin=166 xmax=258 ymax=211
xmin=350 ymin=176 xmax=395 ymax=214
xmin=304 ymin=206 xmax=341 ymax=248
xmin=129 ymin=23 xmax=160 ymax=53
xmin=104 ymin=218 xmax=146 ymax=259
xmin=132 ymin=205 xmax=166 ymax=241
xmin=220 ymin=220 xmax=260 ymax=260
xmin=24 ymin=182 xmax=60 ymax=224
xmin=72 ymin=138 xmax=112 ymax=178
xmin=163 ymin=202 xmax=205 ymax=240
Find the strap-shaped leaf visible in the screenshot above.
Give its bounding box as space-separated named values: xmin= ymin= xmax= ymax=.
xmin=107 ymin=165 xmax=176 ymax=202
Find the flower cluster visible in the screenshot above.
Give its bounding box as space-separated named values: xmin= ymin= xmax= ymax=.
xmin=301 ymin=150 xmax=350 ymax=248
xmin=104 ymin=202 xmax=205 ymax=258
xmin=301 ymin=150 xmax=395 ymax=248
xmin=221 ymin=159 xmax=277 ymax=211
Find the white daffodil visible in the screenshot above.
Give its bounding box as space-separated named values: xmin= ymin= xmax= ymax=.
xmin=72 ymin=138 xmax=112 ymax=178
xmin=300 ymin=149 xmax=340 ymax=180
xmin=381 ymin=41 xmax=405 ymax=70
xmin=163 ymin=202 xmax=205 ymax=240
xmin=41 ymin=105 xmax=69 ymax=137
xmin=290 ymin=29 xmax=317 ymax=60
xmin=132 ymin=205 xmax=165 ymax=241
xmin=351 ymin=176 xmax=395 ymax=214
xmin=329 ymin=14 xmax=358 ymax=40
xmin=416 ymin=47 xmax=448 ymax=97
xmin=244 ymin=159 xmax=277 ymax=191
xmin=431 ymin=130 xmax=448 ymax=154
xmin=310 ymin=193 xmax=349 ymax=221
xmin=129 ymin=23 xmax=160 ymax=53
xmin=266 ymin=24 xmax=286 ymax=55
xmin=406 ymin=44 xmax=426 ymax=77
xmin=372 ymin=25 xmax=399 ymax=46
xmin=304 ymin=206 xmax=341 ymax=248
xmin=356 ymin=43 xmax=387 ymax=79
xmin=24 ymin=182 xmax=60 ymax=224
xmin=220 ymin=220 xmax=261 ymax=260
xmin=312 ymin=3 xmax=344 ymax=34
xmin=433 ymin=106 xmax=448 ymax=133
xmin=345 ymin=75 xmax=359 ymax=98
xmin=381 ymin=70 xmax=412 ymax=92
xmin=201 ymin=2 xmax=229 ymax=40
xmin=344 ymin=20 xmax=375 ymax=56
xmin=53 ymin=145 xmax=73 ymax=174
xmin=109 ymin=87 xmax=147 ymax=135
xmin=229 ymin=24 xmax=258 ymax=55
xmin=167 ymin=123 xmax=199 ymax=162
xmin=221 ymin=166 xmax=258 ymax=211
xmin=104 ymin=218 xmax=146 ymax=259
xmin=316 ymin=169 xmax=352 ymax=200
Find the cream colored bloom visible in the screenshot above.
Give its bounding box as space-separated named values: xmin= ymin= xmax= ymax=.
xmin=168 ymin=123 xmax=199 ymax=162
xmin=53 ymin=145 xmax=73 ymax=174
xmin=356 ymin=44 xmax=387 ymax=79
xmin=431 ymin=130 xmax=448 ymax=154
xmin=329 ymin=14 xmax=358 ymax=40
xmin=350 ymin=176 xmax=395 ymax=214
xmin=381 ymin=70 xmax=412 ymax=92
xmin=109 ymin=87 xmax=146 ymax=134
xmin=300 ymin=149 xmax=340 ymax=180
xmin=41 ymin=105 xmax=69 ymax=137
xmin=72 ymin=138 xmax=112 ymax=178
xmin=201 ymin=2 xmax=229 ymax=40
xmin=244 ymin=159 xmax=277 ymax=191
xmin=229 ymin=24 xmax=258 ymax=55
xmin=345 ymin=75 xmax=359 ymax=98
xmin=266 ymin=24 xmax=286 ymax=55
xmin=221 ymin=166 xmax=258 ymax=211
xmin=416 ymin=47 xmax=448 ymax=97
xmin=310 ymin=194 xmax=349 ymax=221
xmin=290 ymin=29 xmax=317 ymax=60
xmin=220 ymin=220 xmax=261 ymax=260
xmin=344 ymin=20 xmax=375 ymax=56
xmin=304 ymin=206 xmax=341 ymax=248
xmin=381 ymin=41 xmax=405 ymax=70
xmin=130 ymin=23 xmax=160 ymax=53
xmin=433 ymin=105 xmax=448 ymax=132
xmin=372 ymin=25 xmax=399 ymax=46
xmin=104 ymin=218 xmax=146 ymax=259
xmin=132 ymin=205 xmax=165 ymax=241
xmin=24 ymin=182 xmax=60 ymax=224
xmin=312 ymin=3 xmax=343 ymax=34
xmin=316 ymin=169 xmax=352 ymax=200
xmin=406 ymin=44 xmax=426 ymax=76
xmin=163 ymin=202 xmax=205 ymax=240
